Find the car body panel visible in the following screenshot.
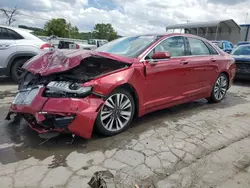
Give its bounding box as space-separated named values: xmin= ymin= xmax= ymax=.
xmin=0 ymin=39 xmax=18 ymax=68
xmin=8 ymin=33 xmax=236 ymax=139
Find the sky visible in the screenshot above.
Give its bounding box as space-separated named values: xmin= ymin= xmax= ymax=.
xmin=0 ymin=0 xmax=249 ymax=36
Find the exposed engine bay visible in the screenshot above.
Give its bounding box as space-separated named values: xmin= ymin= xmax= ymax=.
xmin=18 ymin=56 xmax=130 ymax=98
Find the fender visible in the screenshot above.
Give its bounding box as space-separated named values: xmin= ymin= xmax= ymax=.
xmin=89 ymin=65 xmax=146 ymax=114
xmin=6 ymin=52 xmax=37 ymax=75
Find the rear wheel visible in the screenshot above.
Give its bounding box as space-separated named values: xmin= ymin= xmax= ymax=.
xmin=207 ymin=73 xmax=228 ymax=103
xmin=95 ymin=88 xmax=135 ymax=136
xmin=10 ymin=58 xmax=29 ymax=82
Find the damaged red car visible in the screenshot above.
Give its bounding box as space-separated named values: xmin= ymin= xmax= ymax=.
xmin=7 ymin=34 xmax=236 ymax=139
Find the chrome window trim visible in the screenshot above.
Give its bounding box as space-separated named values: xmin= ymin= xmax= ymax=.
xmin=139 ymin=35 xmax=221 ymax=62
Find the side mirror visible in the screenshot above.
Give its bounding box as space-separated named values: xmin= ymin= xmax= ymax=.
xmin=151 ymin=52 xmax=171 ymax=59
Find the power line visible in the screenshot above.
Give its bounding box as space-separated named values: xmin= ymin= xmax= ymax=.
xmin=18 ymin=12 xmax=50 ymax=21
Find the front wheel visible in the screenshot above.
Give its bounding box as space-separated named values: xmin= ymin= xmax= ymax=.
xmin=207 ymin=73 xmax=228 ymax=103
xmin=95 ymin=88 xmax=135 ymax=136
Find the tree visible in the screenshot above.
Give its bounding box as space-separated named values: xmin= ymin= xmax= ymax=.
xmin=93 ymin=23 xmax=118 ymax=41
xmin=44 ymin=18 xmax=79 ymax=38
xmin=78 ymin=32 xmax=94 ymax=40
xmin=0 ymin=7 xmax=19 ymax=25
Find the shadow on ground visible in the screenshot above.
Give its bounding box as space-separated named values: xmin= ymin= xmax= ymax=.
xmin=0 ymin=76 xmax=16 ymax=85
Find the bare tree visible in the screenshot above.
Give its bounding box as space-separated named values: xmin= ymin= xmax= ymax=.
xmin=0 ymin=7 xmax=19 ymax=25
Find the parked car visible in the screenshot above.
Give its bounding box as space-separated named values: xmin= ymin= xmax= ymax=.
xmin=0 ymin=25 xmax=52 ymax=81
xmin=233 ymin=41 xmax=250 ymax=49
xmin=7 ymin=33 xmax=236 ymax=139
xmin=57 ymin=39 xmax=108 ymax=50
xmin=231 ymin=44 xmax=250 ymax=79
xmin=88 ymin=39 xmax=108 ymax=48
xmin=211 ymin=40 xmax=233 ymax=53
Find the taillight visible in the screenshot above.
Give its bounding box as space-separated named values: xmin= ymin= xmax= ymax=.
xmin=40 ymin=43 xmax=52 ymax=49
xmin=76 ymin=44 xmax=80 ymax=49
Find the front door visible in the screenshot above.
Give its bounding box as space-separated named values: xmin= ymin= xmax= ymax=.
xmin=143 ymin=36 xmax=190 ymax=109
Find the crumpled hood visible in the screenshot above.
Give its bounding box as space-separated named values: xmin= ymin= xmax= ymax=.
xmin=23 ymin=49 xmax=134 ymax=76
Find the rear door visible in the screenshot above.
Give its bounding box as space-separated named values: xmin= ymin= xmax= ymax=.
xmin=0 ymin=27 xmax=18 ymax=69
xmin=184 ymin=37 xmax=218 ymax=96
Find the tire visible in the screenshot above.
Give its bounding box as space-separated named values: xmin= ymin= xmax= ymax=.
xmin=95 ymin=88 xmax=135 ymax=136
xmin=10 ymin=58 xmax=29 ymax=82
xmin=207 ymin=73 xmax=228 ymax=103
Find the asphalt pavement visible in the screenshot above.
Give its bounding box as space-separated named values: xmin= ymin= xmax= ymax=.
xmin=1 ymin=78 xmax=250 ymax=188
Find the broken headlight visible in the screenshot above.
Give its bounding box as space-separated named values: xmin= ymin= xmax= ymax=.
xmin=44 ymin=81 xmax=92 ymax=98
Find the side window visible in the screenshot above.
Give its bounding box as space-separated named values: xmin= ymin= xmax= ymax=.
xmin=7 ymin=29 xmax=23 ymax=40
xmin=1 ymin=28 xmax=12 ymax=40
xmin=147 ymin=36 xmax=185 ymax=58
xmin=205 ymin=42 xmax=218 ymax=55
xmin=188 ymin=38 xmax=210 ymax=55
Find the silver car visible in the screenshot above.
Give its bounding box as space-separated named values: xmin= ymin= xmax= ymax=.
xmin=0 ymin=25 xmax=51 ymax=81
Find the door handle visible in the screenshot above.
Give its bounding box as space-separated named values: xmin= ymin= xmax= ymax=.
xmin=0 ymin=44 xmax=9 ymax=50
xmin=210 ymin=58 xmax=216 ymax=62
xmin=180 ymin=60 xmax=188 ymax=65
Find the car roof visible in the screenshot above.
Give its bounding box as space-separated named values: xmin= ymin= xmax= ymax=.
xmin=125 ymin=33 xmax=210 ymax=40
xmin=237 ymin=41 xmax=250 ymax=44
xmin=0 ymin=25 xmax=42 ymax=41
xmin=237 ymin=44 xmax=250 ymax=47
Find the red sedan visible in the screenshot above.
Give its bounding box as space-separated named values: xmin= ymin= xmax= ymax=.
xmin=7 ymin=34 xmax=236 ymax=139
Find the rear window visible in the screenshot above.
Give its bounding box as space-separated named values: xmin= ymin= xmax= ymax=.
xmin=0 ymin=28 xmax=12 ymax=39
xmin=0 ymin=27 xmax=24 ymax=40
xmin=188 ymin=37 xmax=210 ymax=55
xmin=7 ymin=29 xmax=24 ymax=40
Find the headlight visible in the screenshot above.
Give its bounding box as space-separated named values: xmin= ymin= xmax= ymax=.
xmin=45 ymin=81 xmax=92 ymax=98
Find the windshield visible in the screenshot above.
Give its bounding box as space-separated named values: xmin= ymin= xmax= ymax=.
xmin=95 ymin=36 xmax=160 ymax=58
xmin=232 ymin=45 xmax=250 ymax=56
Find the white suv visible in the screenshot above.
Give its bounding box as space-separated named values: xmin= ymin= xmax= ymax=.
xmin=0 ymin=25 xmax=51 ymax=81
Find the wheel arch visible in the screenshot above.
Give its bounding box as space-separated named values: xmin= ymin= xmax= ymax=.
xmin=113 ymin=83 xmax=139 ymax=118
xmin=220 ymin=71 xmax=230 ymax=89
xmin=6 ymin=52 xmax=37 ymax=75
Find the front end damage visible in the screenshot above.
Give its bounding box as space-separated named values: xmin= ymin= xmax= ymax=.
xmin=7 ymin=51 xmax=131 ymax=139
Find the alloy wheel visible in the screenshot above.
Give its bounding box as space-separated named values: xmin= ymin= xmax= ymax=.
xmin=214 ymin=75 xmax=228 ymax=101
xmin=100 ymin=93 xmax=132 ymax=132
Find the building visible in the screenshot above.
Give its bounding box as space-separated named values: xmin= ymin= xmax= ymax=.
xmin=166 ymin=19 xmax=242 ymax=44
xmin=239 ymin=24 xmax=250 ymax=41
